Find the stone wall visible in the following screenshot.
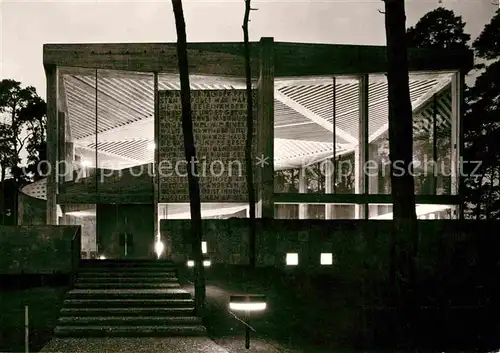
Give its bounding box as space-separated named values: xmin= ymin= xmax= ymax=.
xmin=161 ymin=219 xmax=500 ymax=281
xmin=18 ymin=192 xmax=46 ymax=225
xmin=62 ymin=214 xmax=96 ymax=255
xmin=0 ymin=225 xmax=80 ymax=274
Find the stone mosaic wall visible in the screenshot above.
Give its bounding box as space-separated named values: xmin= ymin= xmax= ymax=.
xmin=158 ymin=90 xmax=258 ymax=203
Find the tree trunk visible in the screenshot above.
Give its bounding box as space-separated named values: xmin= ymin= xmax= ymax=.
xmin=1 ymin=162 xmax=5 ymax=225
xmin=242 ymin=0 xmax=256 ymax=268
xmin=486 ymin=166 xmax=496 ymax=220
xmin=171 ymin=0 xmax=206 ymax=314
xmin=475 ymin=173 xmax=484 ymax=220
xmin=384 ymin=0 xmax=418 ymax=347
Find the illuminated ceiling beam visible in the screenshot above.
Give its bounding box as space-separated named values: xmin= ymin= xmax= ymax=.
xmin=368 ymin=78 xmax=452 ymax=143
xmin=274 ymin=89 xmax=358 ymax=144
xmin=411 ymin=77 xmax=451 ymax=116
xmin=74 ymin=144 xmax=144 ymax=166
xmin=76 ymin=118 xmax=153 ymax=145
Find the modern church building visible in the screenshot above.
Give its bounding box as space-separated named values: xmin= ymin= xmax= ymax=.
xmin=19 ymin=39 xmax=472 ymax=258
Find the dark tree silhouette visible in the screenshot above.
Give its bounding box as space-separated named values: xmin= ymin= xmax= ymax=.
xmin=171 ymin=0 xmax=206 ymax=314
xmin=19 ymin=96 xmax=47 ymax=181
xmin=463 ymin=9 xmax=500 ymax=220
xmin=473 ymin=9 xmax=500 ymax=61
xmin=406 ymin=7 xmax=470 ymax=51
xmin=0 ymin=79 xmax=47 ymax=224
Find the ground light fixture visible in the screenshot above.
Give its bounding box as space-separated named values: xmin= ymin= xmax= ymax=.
xmin=229 ymin=294 xmax=267 ymax=349
xmin=186 ymin=257 xmax=211 ymax=267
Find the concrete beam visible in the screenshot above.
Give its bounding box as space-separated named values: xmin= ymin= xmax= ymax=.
xmin=45 ymin=65 xmax=59 ymax=225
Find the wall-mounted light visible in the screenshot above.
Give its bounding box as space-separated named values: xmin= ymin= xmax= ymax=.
xmin=320 ymin=253 xmax=333 ymax=265
xmin=187 ymin=259 xmax=211 ymax=267
xmin=98 ymin=255 xmax=106 ymax=260
xmin=201 ymin=241 xmax=207 ymax=254
xmin=229 ymin=294 xmax=267 ymax=349
xmin=286 ymin=253 xmax=298 ymax=266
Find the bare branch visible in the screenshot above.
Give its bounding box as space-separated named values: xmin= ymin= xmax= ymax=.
xmin=16 ymin=133 xmax=32 ymax=154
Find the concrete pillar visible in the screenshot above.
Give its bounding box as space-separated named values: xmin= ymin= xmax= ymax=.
xmin=325 ymin=160 xmax=336 ymax=219
xmin=451 ymin=71 xmax=464 ymax=218
xmin=298 ymin=168 xmax=307 ymax=219
xmin=64 ymin=142 xmax=75 ymax=182
xmin=355 ymin=75 xmax=369 ymax=219
xmin=45 ymin=65 xmax=58 ymax=225
xmin=259 ymin=37 xmax=275 ymax=219
xmin=153 ymin=73 xmax=159 ymax=239
xmin=368 ymin=143 xmax=379 ymax=218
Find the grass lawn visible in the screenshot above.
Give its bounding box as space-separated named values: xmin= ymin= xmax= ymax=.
xmin=0 ymin=286 xmax=68 ymax=352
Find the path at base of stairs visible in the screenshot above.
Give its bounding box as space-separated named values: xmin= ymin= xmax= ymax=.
xmin=40 ymin=337 xmax=229 ymax=353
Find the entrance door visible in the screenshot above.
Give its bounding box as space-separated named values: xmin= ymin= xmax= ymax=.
xmin=97 ymin=204 xmax=154 ymax=259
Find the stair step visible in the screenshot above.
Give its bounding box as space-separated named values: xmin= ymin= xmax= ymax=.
xmin=74 ymin=283 xmax=181 ymax=289
xmin=60 ymin=307 xmax=195 ymax=316
xmin=77 ymin=277 xmax=179 ymax=283
xmin=58 ymin=316 xmax=202 ymax=325
xmin=54 ymin=325 xmax=207 ymax=337
xmin=66 ymin=289 xmax=191 ymax=300
xmin=63 ymin=298 xmax=194 ymax=308
xmin=78 ymin=270 xmax=177 ymax=277
xmin=80 ymin=260 xmax=175 ymax=267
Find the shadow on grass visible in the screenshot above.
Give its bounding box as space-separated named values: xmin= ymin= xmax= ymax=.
xmin=0 ymin=285 xmax=68 ymax=352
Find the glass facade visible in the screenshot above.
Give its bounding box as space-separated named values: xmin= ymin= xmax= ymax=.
xmin=272 ymin=72 xmax=461 ymax=220
xmin=43 ymin=48 xmax=463 ymax=257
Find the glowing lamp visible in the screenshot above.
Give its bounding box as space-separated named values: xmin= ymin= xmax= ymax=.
xmin=154 ymin=239 xmax=164 ymax=259
xmin=286 ymin=253 xmax=299 ymax=266
xmin=98 ymin=255 xmax=106 ymax=260
xmin=201 ymin=241 xmax=207 ymax=254
xmin=320 ymin=253 xmax=333 ymax=265
xmin=229 ymin=294 xmax=267 ymax=349
xmin=186 ymin=259 xmax=211 ymax=267
xmin=229 ymin=295 xmax=267 ymax=312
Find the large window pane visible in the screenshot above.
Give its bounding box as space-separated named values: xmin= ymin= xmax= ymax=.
xmin=367 ymin=72 xmax=454 ymax=197
xmin=369 ymin=204 xmax=457 ymax=220
xmin=96 ymin=70 xmax=154 ymax=199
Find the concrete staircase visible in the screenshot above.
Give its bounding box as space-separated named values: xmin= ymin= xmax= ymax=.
xmin=55 ymin=259 xmax=206 ymax=337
